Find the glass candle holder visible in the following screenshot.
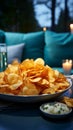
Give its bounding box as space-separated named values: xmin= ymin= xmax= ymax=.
xmin=62 ymin=59 xmax=72 ymax=75
xmin=0 ymin=43 xmax=8 ymax=72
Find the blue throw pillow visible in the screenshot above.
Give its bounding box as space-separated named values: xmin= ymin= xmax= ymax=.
xmin=22 ymin=31 xmax=45 ymax=60
xmin=0 ymin=30 xmax=5 ymax=43
xmin=7 ymin=43 xmax=25 ymax=64
xmin=44 ymin=31 xmax=73 ymax=67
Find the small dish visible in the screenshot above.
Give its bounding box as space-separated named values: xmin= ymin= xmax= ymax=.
xmin=40 ymin=102 xmax=72 ymax=118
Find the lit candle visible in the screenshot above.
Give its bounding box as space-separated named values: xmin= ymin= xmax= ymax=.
xmin=70 ymin=24 xmax=73 ymax=33
xmin=62 ymin=59 xmax=72 ymax=75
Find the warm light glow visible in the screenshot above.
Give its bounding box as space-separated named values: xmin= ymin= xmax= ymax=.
xmin=62 ymin=59 xmax=72 ymax=75
xmin=43 ymin=27 xmax=46 ymax=31
xmin=70 ymin=24 xmax=73 ymax=33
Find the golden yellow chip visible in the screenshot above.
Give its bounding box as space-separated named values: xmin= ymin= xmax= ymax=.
xmin=29 ymin=77 xmax=42 ymax=82
xmin=34 ymin=58 xmax=45 ymax=66
xmin=62 ymin=96 xmax=73 ymax=107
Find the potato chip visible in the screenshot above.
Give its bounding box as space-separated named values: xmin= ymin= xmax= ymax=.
xmin=0 ymin=72 xmax=5 ymax=85
xmin=29 ymin=77 xmax=42 ymax=82
xmin=42 ymin=87 xmax=55 ymax=94
xmin=5 ymin=64 xmax=19 ymax=74
xmin=12 ymin=59 xmax=20 ymax=65
xmin=62 ymin=96 xmax=73 ymax=107
xmin=20 ymin=80 xmax=39 ymax=95
xmin=7 ymin=73 xmax=21 ymax=84
xmin=34 ymin=58 xmax=45 ymax=66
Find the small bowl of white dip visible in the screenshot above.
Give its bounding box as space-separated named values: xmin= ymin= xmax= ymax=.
xmin=40 ymin=102 xmax=72 ymax=118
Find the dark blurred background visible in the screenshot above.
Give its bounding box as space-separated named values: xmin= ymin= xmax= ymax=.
xmin=0 ymin=0 xmax=73 ymax=33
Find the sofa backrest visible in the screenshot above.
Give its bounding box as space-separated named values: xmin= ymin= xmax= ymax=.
xmin=5 ymin=31 xmax=45 ymax=63
xmin=1 ymin=29 xmax=73 ymax=67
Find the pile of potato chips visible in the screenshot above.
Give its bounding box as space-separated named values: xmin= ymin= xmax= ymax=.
xmin=0 ymin=58 xmax=70 ymax=96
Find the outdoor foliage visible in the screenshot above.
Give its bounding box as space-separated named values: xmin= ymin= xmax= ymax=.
xmin=0 ymin=0 xmax=73 ymax=32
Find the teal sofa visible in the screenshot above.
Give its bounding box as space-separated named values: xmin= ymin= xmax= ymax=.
xmin=0 ymin=29 xmax=73 ymax=73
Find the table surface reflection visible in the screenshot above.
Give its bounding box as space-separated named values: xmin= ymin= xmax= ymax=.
xmin=0 ymin=78 xmax=73 ymax=130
